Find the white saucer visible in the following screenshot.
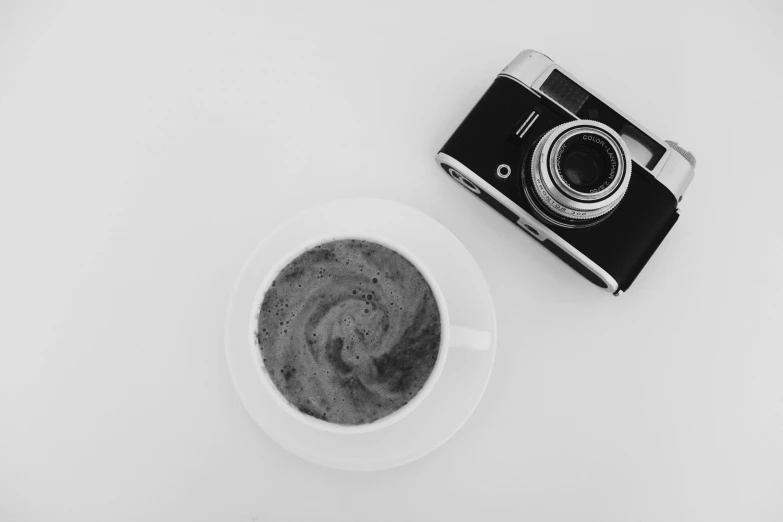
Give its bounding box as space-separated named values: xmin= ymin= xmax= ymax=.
xmin=225 ymin=199 xmax=496 ymax=471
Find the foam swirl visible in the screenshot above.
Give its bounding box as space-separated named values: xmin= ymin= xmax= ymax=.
xmin=256 ymin=239 xmax=441 ymax=426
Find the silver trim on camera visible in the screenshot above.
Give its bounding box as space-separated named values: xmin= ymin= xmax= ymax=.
xmin=500 ymin=50 xmax=552 ymax=92
xmin=660 ymin=141 xmax=696 ymax=202
xmin=436 ymin=152 xmax=620 ymax=295
xmin=516 ymin=111 xmax=540 ymax=139
xmin=500 ymin=50 xmax=696 ymax=205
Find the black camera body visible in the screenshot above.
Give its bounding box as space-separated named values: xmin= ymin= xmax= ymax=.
xmin=437 ymin=50 xmax=696 ymax=295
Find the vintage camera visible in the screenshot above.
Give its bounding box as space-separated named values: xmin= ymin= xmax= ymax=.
xmin=436 ymin=50 xmax=696 ymax=295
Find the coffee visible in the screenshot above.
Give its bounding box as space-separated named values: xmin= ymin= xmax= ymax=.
xmin=256 ymin=239 xmax=441 ymax=426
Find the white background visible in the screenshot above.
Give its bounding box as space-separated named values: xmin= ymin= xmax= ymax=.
xmin=1 ymin=1 xmax=782 ymax=520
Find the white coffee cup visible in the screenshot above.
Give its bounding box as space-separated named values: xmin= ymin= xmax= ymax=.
xmin=249 ymin=233 xmax=490 ymax=434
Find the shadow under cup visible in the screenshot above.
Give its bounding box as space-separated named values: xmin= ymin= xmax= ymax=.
xmin=249 ymin=234 xmax=455 ymax=434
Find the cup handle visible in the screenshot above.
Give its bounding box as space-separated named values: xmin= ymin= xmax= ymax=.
xmin=449 ymin=325 xmax=492 ymax=351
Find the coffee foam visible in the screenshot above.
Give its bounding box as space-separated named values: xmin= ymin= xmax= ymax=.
xmin=256 ymin=239 xmax=441 ymax=426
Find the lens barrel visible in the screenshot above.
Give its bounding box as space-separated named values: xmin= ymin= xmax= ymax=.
xmin=524 ymin=120 xmax=632 ymax=228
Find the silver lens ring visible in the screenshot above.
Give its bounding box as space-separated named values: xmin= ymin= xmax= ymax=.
xmin=549 ymin=128 xmax=625 ymax=202
xmin=529 ymin=120 xmax=632 ymax=222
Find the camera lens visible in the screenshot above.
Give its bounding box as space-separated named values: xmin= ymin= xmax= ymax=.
xmin=562 ymin=146 xmax=605 ymax=189
xmin=523 ymin=120 xmax=632 ymax=228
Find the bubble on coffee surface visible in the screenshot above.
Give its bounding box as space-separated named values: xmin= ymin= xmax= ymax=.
xmin=256 ymin=239 xmax=441 ymax=426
